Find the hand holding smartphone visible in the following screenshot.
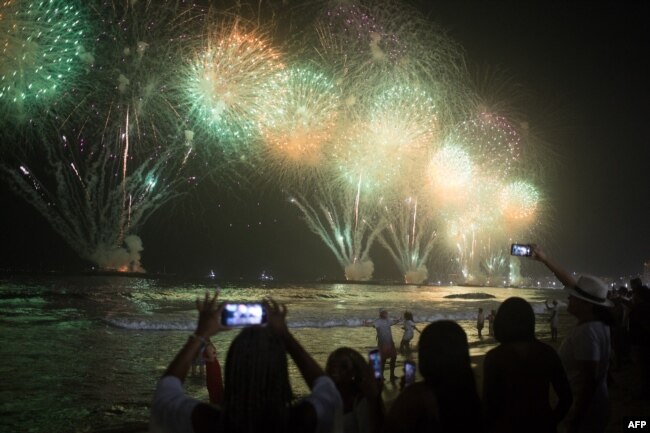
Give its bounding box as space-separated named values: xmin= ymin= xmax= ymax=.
xmin=404 ymin=360 xmax=416 ymax=387
xmin=368 ymin=349 xmax=382 ymax=380
xmin=220 ymin=303 xmax=267 ymax=327
xmin=510 ymin=243 xmax=532 ymax=257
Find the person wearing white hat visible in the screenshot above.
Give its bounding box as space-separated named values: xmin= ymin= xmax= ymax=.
xmin=530 ymin=245 xmax=613 ymax=433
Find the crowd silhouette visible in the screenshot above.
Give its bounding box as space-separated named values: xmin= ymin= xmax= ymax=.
xmin=150 ymin=248 xmax=650 ymax=433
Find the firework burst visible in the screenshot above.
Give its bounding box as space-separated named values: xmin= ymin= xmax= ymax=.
xmin=0 ymin=0 xmax=92 ymax=127
xmin=446 ymin=112 xmax=522 ymax=181
xmin=332 ymin=83 xmax=438 ymax=195
xmin=426 ymin=144 xmax=474 ymax=207
xmin=66 ymin=0 xmax=203 ymax=158
xmin=183 ymin=16 xmax=284 ymax=155
xmin=258 ymin=65 xmax=341 ymax=178
xmin=499 ymin=180 xmax=540 ymax=226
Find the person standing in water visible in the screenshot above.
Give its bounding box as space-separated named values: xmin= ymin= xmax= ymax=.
xmin=365 ymin=309 xmax=400 ymax=381
xmin=545 ymin=299 xmax=560 ymax=342
xmin=477 ymin=308 xmax=485 ymax=339
xmin=399 ymin=311 xmax=420 ymax=356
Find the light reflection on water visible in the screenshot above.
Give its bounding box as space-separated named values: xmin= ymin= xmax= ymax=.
xmin=0 ymin=275 xmax=568 ymax=433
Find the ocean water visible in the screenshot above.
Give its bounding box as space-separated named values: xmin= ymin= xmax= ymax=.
xmin=0 ymin=275 xmax=568 ymax=433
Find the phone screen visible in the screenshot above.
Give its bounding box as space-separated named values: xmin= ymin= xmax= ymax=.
xmin=368 ymin=349 xmax=382 ymax=379
xmin=221 ymin=303 xmax=267 ymax=327
xmin=510 ymin=243 xmax=531 ymax=257
xmin=404 ymin=361 xmax=416 ymax=386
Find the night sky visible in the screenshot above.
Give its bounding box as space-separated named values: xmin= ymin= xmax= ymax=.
xmin=1 ymin=1 xmax=648 ymax=281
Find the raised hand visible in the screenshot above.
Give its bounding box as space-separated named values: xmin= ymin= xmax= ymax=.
xmin=263 ymin=298 xmax=289 ymax=336
xmin=195 ymin=290 xmax=230 ymax=338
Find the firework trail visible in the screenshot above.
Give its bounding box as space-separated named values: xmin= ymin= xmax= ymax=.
xmin=64 ymin=0 xmax=203 ymax=155
xmin=1 ymin=132 xmax=184 ymax=270
xmin=378 ymin=196 xmax=437 ymax=284
xmin=0 ymin=0 xmax=549 ymax=280
xmin=290 ymin=179 xmax=385 ymax=281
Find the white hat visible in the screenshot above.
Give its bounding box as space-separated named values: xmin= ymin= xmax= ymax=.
xmin=565 ymin=275 xmax=613 ymax=307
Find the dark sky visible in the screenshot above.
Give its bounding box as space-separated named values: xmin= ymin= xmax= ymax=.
xmin=1 ymin=1 xmax=648 ymax=281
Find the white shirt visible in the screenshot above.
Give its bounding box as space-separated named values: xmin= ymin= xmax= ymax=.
xmin=402 ymin=320 xmax=416 ymax=341
xmin=373 ymin=318 xmax=394 ymax=346
xmin=150 ymin=375 xmax=342 ymax=433
xmin=558 ymin=320 xmax=611 ymax=432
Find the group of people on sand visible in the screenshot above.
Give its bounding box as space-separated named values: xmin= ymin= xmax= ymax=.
xmin=363 ymin=309 xmax=420 ymax=381
xmin=149 ymin=244 xmax=650 ymax=433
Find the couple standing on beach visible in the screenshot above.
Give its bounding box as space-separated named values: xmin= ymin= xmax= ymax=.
xmin=365 ymin=309 xmax=419 ymax=381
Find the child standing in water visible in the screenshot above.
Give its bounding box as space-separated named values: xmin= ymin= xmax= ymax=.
xmin=399 ymin=311 xmax=420 ymax=355
xmin=487 ymin=309 xmax=496 ymax=337
xmin=545 ymin=299 xmax=559 ymax=342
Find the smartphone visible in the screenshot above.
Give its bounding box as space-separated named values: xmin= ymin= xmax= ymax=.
xmin=404 ymin=360 xmax=416 ymax=387
xmin=510 ymin=243 xmax=532 ymax=257
xmin=368 ymin=349 xmax=382 ymax=380
xmin=220 ymin=303 xmax=267 ymax=327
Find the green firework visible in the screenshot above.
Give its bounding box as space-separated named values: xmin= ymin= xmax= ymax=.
xmin=0 ymin=0 xmax=92 ymax=124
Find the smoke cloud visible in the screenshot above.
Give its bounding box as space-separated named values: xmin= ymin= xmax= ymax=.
xmin=345 ymin=260 xmax=374 ymax=281
xmin=89 ymin=235 xmax=146 ymax=272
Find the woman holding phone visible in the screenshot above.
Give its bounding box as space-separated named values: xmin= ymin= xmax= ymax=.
xmin=383 ymin=321 xmax=482 ymax=433
xmin=150 ymin=292 xmax=341 ymax=433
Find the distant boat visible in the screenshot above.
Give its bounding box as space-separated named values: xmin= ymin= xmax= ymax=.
xmin=259 ymin=271 xmax=274 ymax=281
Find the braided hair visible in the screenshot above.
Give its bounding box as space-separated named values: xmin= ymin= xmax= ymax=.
xmin=221 ymin=326 xmax=294 ymax=433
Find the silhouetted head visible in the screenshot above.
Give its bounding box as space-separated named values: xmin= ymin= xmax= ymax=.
xmin=494 ymin=297 xmax=536 ymax=343
xmin=418 ymin=321 xmax=471 ymax=382
xmin=630 ymin=277 xmax=643 ymax=290
xmin=326 ymin=347 xmax=369 ymax=395
xmin=222 ymin=326 xmax=293 ymax=433
xmin=404 ymin=311 xmax=414 ymax=321
xmin=417 ymin=321 xmax=481 ymax=432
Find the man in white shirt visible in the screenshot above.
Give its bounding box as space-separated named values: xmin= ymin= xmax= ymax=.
xmin=366 ymin=309 xmax=400 ymax=381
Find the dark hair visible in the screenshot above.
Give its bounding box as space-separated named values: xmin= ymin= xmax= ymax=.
xmin=493 ymin=297 xmax=536 ymax=343
xmin=222 ymin=326 xmax=293 ymax=433
xmin=404 ymin=311 xmax=414 ymax=321
xmin=325 ymin=347 xmax=369 ymax=392
xmin=418 ymin=321 xmax=481 ymax=432
xmin=592 ymin=304 xmax=615 ymax=326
